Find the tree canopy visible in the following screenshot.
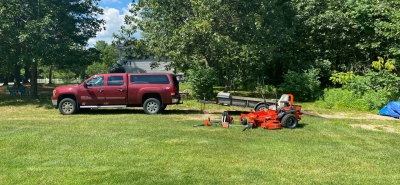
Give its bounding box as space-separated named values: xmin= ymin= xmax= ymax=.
xmin=0 ymin=0 xmax=104 ymax=98
xmin=117 ymin=0 xmax=400 ymax=91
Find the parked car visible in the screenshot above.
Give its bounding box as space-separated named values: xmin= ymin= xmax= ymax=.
xmin=51 ymin=73 xmax=182 ymax=115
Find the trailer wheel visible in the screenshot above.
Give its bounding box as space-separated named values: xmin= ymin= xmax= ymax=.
xmin=143 ymin=98 xmax=161 ymax=114
xmin=281 ymin=114 xmax=298 ymax=129
xmin=255 ymin=104 xmax=267 ymax=111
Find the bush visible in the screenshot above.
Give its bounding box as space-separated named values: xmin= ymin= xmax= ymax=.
xmin=279 ymin=69 xmax=322 ymax=102
xmin=361 ymin=89 xmax=391 ymax=111
xmin=324 ymin=57 xmax=400 ymax=111
xmin=340 ymin=65 xmax=400 ymax=111
xmin=110 ymin=64 xmax=126 ymax=73
xmin=187 ymin=66 xmax=217 ymax=100
xmin=317 ymin=88 xmax=398 ymax=112
xmin=316 ymin=88 xmax=369 ymax=111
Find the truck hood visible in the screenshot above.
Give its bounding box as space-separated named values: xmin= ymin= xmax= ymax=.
xmin=54 ymin=84 xmax=80 ymax=91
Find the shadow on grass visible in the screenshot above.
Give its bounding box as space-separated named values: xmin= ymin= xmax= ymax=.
xmin=75 ymin=109 xmax=203 ymax=115
xmin=0 ymin=84 xmax=55 ymax=109
xmin=0 ymin=94 xmax=54 ymax=109
xmin=296 ymin=123 xmax=308 ymax=129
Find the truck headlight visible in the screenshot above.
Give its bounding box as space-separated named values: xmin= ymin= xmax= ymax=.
xmin=53 ymin=90 xmax=56 ymax=96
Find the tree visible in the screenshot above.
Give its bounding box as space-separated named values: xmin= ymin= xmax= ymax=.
xmin=118 ymin=0 xmax=297 ymax=90
xmin=117 ymin=0 xmax=400 ymax=94
xmin=85 ymin=41 xmax=120 ymax=76
xmin=0 ymin=0 xmax=105 ymax=99
xmin=292 ymin=0 xmax=400 ymax=82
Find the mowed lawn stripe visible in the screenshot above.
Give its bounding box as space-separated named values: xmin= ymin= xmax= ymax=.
xmin=1 ymin=104 xmax=400 ymax=184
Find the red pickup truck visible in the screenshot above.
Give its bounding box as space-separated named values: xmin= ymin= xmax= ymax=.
xmin=51 ymin=73 xmax=182 ymax=115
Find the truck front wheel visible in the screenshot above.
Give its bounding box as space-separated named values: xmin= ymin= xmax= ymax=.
xmin=59 ymin=98 xmax=77 ymax=115
xmin=143 ymin=98 xmax=161 ymax=114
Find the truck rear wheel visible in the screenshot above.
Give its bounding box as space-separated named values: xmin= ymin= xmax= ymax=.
xmin=59 ymin=98 xmax=77 ymax=115
xmin=143 ymin=98 xmax=161 ymax=114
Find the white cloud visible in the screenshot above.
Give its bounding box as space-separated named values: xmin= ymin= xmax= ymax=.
xmin=101 ymin=0 xmax=121 ymax=4
xmin=88 ymin=3 xmax=140 ymax=46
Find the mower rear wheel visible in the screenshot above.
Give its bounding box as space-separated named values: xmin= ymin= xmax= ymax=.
xmin=281 ymin=114 xmax=298 ymax=129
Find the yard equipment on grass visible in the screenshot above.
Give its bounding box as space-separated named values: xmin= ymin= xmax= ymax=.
xmin=195 ymin=94 xmax=302 ymax=131
xmin=193 ymin=111 xmax=234 ymax=127
xmin=240 ymin=94 xmax=302 ymax=131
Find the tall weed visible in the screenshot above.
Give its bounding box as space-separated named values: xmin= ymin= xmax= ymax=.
xmin=323 ymin=58 xmax=400 ymax=111
xmin=316 ymin=88 xmax=369 ymax=111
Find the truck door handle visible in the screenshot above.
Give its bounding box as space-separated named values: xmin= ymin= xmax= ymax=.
xmin=98 ymin=89 xmax=104 ymax=92
xmin=118 ymin=88 xmax=124 ymax=92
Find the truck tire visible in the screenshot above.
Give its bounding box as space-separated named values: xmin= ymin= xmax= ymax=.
xmin=143 ymin=98 xmax=161 ymax=114
xmin=59 ymin=98 xmax=77 ymax=115
xmin=281 ymin=114 xmax=298 ymax=129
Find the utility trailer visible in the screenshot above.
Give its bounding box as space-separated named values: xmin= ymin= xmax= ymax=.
xmin=199 ymin=92 xmax=279 ymax=111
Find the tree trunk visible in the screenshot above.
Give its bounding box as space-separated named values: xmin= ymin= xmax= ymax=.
xmin=204 ymin=46 xmax=213 ymax=67
xmin=30 ymin=62 xmax=38 ymax=99
xmin=13 ymin=64 xmax=21 ymax=87
xmin=23 ymin=66 xmax=30 ymax=83
xmin=2 ymin=66 xmax=9 ymax=86
xmin=48 ymin=66 xmax=53 ymax=84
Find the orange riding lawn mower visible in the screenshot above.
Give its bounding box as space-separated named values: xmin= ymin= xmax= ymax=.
xmin=194 ymin=94 xmax=302 ymax=131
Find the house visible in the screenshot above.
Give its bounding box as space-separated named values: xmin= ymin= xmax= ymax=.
xmin=119 ymin=56 xmax=173 ymax=74
xmin=117 ymin=43 xmax=186 ymax=82
xmin=117 ymin=43 xmax=173 ymax=73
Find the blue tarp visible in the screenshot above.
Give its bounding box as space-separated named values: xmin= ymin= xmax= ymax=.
xmin=379 ymin=101 xmax=400 ymax=118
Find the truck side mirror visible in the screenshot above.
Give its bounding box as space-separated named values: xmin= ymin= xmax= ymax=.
xmin=83 ymin=81 xmax=88 ymax=89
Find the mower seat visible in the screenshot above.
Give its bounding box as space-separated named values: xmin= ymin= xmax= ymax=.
xmin=269 ymin=94 xmax=290 ymax=110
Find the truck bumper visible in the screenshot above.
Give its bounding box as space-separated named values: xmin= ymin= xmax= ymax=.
xmin=52 ymin=99 xmax=58 ymax=108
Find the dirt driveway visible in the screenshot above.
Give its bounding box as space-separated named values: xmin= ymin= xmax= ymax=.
xmin=317 ymin=112 xmax=398 ymax=120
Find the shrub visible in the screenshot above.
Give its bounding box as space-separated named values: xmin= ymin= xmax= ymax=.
xmin=316 ymin=88 xmax=369 ymax=111
xmin=324 ymin=57 xmax=400 ymax=111
xmin=279 ymin=69 xmax=322 ymax=102
xmin=110 ymin=64 xmax=126 ymax=73
xmin=317 ymin=88 xmax=396 ymax=112
xmin=187 ymin=66 xmax=217 ymax=100
xmin=361 ymin=89 xmax=391 ymax=111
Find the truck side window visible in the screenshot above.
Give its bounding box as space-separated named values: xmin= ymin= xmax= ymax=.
xmin=87 ymin=76 xmax=104 ymax=86
xmin=107 ymin=76 xmax=124 ymax=86
xmin=130 ymin=75 xmax=169 ymax=84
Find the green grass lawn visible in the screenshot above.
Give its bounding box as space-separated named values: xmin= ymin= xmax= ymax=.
xmin=1 ymin=86 xmax=400 ymax=184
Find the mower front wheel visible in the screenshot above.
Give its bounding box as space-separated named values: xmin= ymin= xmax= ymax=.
xmin=281 ymin=114 xmax=298 ymax=129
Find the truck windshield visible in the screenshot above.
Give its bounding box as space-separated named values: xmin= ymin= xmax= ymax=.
xmin=87 ymin=76 xmax=104 ymax=86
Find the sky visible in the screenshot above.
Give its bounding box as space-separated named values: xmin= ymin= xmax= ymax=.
xmin=88 ymin=0 xmax=140 ymax=46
